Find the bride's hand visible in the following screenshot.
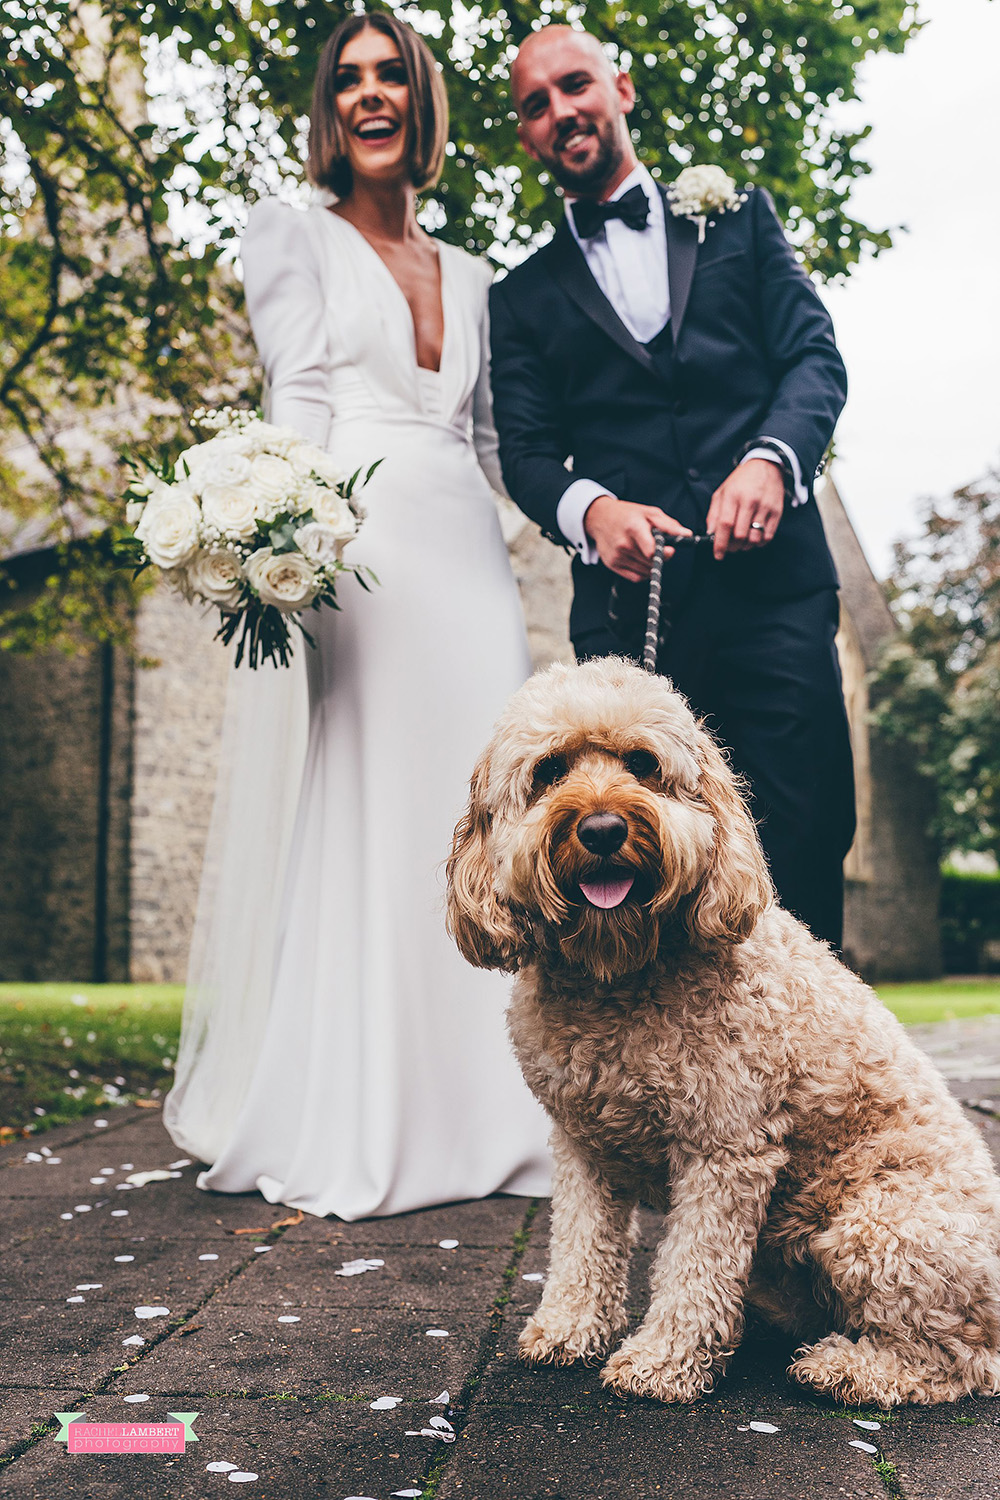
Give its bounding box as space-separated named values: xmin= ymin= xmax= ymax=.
xmin=583 ymin=495 xmax=692 ymax=582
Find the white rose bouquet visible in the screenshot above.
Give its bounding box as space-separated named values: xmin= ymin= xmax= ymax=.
xmin=121 ymin=408 xmax=378 ymax=668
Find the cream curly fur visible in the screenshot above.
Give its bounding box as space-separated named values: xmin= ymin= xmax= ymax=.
xmin=446 ymin=657 xmax=1000 ymax=1408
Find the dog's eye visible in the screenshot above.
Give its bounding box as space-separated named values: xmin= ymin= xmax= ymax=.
xmin=532 ymin=753 xmax=567 ymax=789
xmin=623 ymin=749 xmax=659 ymax=780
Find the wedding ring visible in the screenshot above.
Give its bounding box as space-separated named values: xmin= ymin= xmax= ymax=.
xmin=750 ymin=522 xmax=765 ymax=532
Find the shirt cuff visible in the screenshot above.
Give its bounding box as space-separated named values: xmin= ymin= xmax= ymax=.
xmin=742 ymin=438 xmax=807 ymax=506
xmin=557 ymin=479 xmax=612 ymax=565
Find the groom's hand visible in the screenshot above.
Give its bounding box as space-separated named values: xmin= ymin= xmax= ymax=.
xmin=583 ymin=495 xmax=692 ymax=583
xmin=706 ymin=460 xmax=785 ymax=561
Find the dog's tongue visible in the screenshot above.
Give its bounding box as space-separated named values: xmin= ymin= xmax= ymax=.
xmin=579 ymin=874 xmax=634 ymax=910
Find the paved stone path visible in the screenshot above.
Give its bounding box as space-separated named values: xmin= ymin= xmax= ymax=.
xmin=2 ymin=1052 xmax=1000 ymax=1497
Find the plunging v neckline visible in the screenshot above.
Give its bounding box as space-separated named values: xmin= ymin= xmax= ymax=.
xmin=324 ymin=210 xmax=447 ymax=375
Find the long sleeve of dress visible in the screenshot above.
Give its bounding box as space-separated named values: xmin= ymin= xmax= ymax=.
xmin=241 ymin=200 xmax=333 ymax=448
xmin=470 ymin=264 xmax=510 ymax=500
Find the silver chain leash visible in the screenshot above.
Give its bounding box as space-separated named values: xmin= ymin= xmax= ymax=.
xmin=643 ymin=529 xmax=667 ymax=672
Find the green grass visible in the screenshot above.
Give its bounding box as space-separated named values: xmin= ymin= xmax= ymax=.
xmin=0 ymin=983 xmax=182 ymax=1138
xmin=876 ymin=978 xmax=1000 ymax=1026
xmin=2 ymin=977 xmax=999 ymax=1140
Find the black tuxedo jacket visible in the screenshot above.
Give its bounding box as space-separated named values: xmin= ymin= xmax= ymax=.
xmin=489 ymin=183 xmax=848 ymax=642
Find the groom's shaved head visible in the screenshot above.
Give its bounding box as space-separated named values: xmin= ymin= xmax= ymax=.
xmin=509 ymin=27 xmax=614 ymax=106
xmin=510 ymin=26 xmax=637 ymax=199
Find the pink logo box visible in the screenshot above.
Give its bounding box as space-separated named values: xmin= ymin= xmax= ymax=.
xmin=55 ymin=1413 xmax=199 ymax=1453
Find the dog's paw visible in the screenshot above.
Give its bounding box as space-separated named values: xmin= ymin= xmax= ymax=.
xmin=518 ymin=1308 xmax=623 ymax=1366
xmin=601 ymin=1339 xmax=714 ymax=1404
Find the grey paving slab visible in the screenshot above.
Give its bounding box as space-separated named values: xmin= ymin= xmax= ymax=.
xmin=0 ymin=1387 xmax=82 ymax=1450
xmin=216 ymin=1242 xmax=511 ymax=1313
xmin=1 ymin=1285 xmax=202 ymax=1390
xmin=0 ymin=1393 xmax=436 ymax=1499
xmin=125 ymin=1300 xmax=486 ymax=1401
xmin=433 ymin=1398 xmax=886 ymax=1499
xmin=915 ymin=1018 xmax=1000 ymax=1080
xmin=0 ymin=1236 xmax=251 ymax=1307
xmin=289 ymin=1193 xmax=534 ymax=1248
xmin=0 ymin=1106 xmax=163 ymax=1170
xmin=888 ymin=1405 xmax=1000 ymax=1499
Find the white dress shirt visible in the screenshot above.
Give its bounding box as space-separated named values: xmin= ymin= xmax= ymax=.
xmin=554 ymin=163 xmax=806 ymax=563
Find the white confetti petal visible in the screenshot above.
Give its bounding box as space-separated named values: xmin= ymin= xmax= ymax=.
xmin=24 ymin=1152 xmax=42 ymax=1162
xmin=199 ymin=1253 xmax=219 ymax=1261
xmin=76 ymin=1283 xmax=103 ymax=1290
xmin=40 ymin=1146 xmax=52 ymax=1155
xmin=123 ymin=1336 xmax=146 ymax=1347
xmin=334 ymin=1257 xmax=384 ymax=1276
xmin=99 ymin=1167 xmax=115 ymax=1175
xmin=429 ymin=1417 xmax=453 ymax=1432
xmin=852 ymin=1418 xmax=882 ymax=1431
xmin=425 ymin=1329 xmax=449 ymax=1338
xmin=736 ymin=1425 xmax=749 ymax=1431
xmin=59 ymin=1213 xmax=73 ymax=1221
xmin=94 ymin=1119 xmax=108 ymax=1128
xmin=168 ymin=1159 xmax=192 ymax=1169
xmin=522 ymin=1272 xmax=545 ymax=1282
xmin=849 ymin=1440 xmax=879 ymax=1455
xmin=114 ymin=1255 xmax=135 ymax=1263
xmin=207 ymin=1461 xmax=240 ymax=1472
xmin=89 ymin=1177 xmax=106 ymax=1185
xmin=111 ymin=1209 xmax=129 ymax=1217
xmin=45 ymin=1157 xmax=62 ymax=1165
xmin=121 ymin=1163 xmax=134 ymax=1170
xmin=405 ymin=1427 xmax=455 ymax=1443
xmin=134 ymin=1305 xmax=170 ymax=1319
xmin=431 ymin=1390 xmax=450 ymax=1405
xmin=392 ymin=1491 xmax=424 ymax=1498
xmin=438 ymin=1239 xmax=459 ymax=1250
xmin=115 ymin=1183 xmax=135 ymax=1190
xmin=123 ymin=1394 xmax=149 ymax=1404
xmin=370 ymin=1396 xmax=402 ymax=1410
xmin=253 ymin=1245 xmax=272 ymax=1253
xmin=277 ymin=1315 xmax=301 ymax=1324
xmin=74 ymin=1205 xmax=92 ymax=1213
xmin=66 ymin=1296 xmax=85 ymax=1304
xmin=748 ymin=1421 xmax=779 ymax=1433
xmin=227 ymin=1474 xmax=259 ymax=1484
xmin=126 ymin=1170 xmax=179 ymax=1186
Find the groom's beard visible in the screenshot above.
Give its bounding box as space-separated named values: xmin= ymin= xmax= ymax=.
xmin=542 ymin=116 xmax=625 ymax=197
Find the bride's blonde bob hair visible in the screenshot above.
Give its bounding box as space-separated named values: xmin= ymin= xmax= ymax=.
xmin=308 ymin=12 xmax=448 ymax=199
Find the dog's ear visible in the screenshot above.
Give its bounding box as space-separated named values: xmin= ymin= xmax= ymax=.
xmin=686 ymin=737 xmax=772 ymax=949
xmin=446 ymin=752 xmax=524 ymax=972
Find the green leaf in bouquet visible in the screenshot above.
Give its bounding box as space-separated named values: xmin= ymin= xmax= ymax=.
xmin=352 ymin=565 xmax=379 ymax=594
xmin=112 ymin=538 xmax=150 ymax=578
xmin=268 ymin=521 xmax=299 ymax=553
xmin=364 ymin=459 xmax=384 ymax=485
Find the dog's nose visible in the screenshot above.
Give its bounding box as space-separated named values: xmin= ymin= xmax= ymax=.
xmin=576 ymin=812 xmax=628 ymax=856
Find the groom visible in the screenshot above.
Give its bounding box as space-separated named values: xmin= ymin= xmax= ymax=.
xmin=489 ymin=27 xmax=856 ymax=949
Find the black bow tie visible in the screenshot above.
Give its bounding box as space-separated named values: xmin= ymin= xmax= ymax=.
xmin=571 ymin=184 xmax=650 ymax=239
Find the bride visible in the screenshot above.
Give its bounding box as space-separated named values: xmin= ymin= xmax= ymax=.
xmin=164 ymin=11 xmax=551 ymax=1218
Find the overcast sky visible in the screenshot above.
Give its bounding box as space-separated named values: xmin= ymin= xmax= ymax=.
xmin=820 ymin=0 xmax=1000 ymax=577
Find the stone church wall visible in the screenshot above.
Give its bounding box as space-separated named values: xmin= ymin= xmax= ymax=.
xmin=128 ymin=585 xmax=231 ymax=982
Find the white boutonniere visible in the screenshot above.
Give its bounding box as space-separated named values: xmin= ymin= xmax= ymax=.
xmin=666 ymin=165 xmax=746 ymax=244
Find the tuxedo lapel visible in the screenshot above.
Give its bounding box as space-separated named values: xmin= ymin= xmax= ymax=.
xmin=543 ymin=218 xmax=655 ymax=374
xmin=661 ymin=186 xmax=698 ymax=344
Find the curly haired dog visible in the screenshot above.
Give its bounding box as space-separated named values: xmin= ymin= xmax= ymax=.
xmin=446 ymin=656 xmax=1000 ymax=1408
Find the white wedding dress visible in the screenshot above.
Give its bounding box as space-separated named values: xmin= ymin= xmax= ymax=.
xmin=163 ymin=200 xmax=551 ymax=1219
